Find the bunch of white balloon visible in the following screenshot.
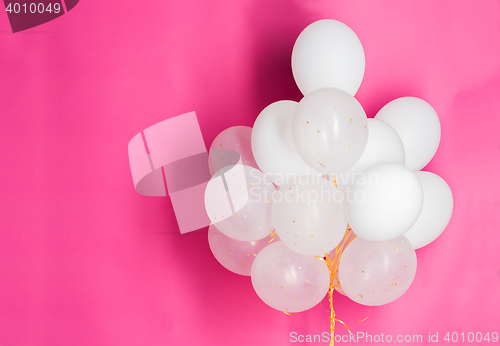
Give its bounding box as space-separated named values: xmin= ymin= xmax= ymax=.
xmin=205 ymin=19 xmax=453 ymax=318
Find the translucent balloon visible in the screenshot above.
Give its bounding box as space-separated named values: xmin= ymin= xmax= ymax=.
xmin=291 ymin=88 xmax=368 ymax=174
xmin=251 ymin=100 xmax=320 ymax=186
xmin=338 ymin=236 xmax=417 ymax=306
xmin=403 ymin=171 xmax=453 ymax=249
xmin=335 ymin=118 xmax=405 ymax=190
xmin=205 ymin=165 xmax=275 ymax=241
xmin=209 ymin=126 xmax=258 ymax=173
xmin=251 ymin=241 xmax=330 ymax=313
xmin=346 ymin=163 xmax=423 ymax=241
xmin=375 ymin=97 xmax=441 ymax=171
xmin=292 ymin=19 xmax=365 ymax=96
xmin=272 ymin=178 xmax=347 ymax=256
xmin=208 ymin=225 xmax=277 ymax=276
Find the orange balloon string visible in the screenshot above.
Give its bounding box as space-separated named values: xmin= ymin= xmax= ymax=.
xmin=326 ymin=225 xmax=356 ymax=346
xmin=269 ymin=230 xmax=277 ymax=243
xmin=278 ymin=221 xmax=368 ymax=344
xmin=358 ymin=308 xmax=371 ymax=322
xmin=319 ymin=296 xmax=330 ymax=313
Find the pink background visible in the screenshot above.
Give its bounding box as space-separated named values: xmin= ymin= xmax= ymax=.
xmin=1 ymin=1 xmax=499 ymax=345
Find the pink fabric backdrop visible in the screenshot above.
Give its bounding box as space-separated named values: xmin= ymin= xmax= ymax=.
xmin=1 ymin=1 xmax=499 ymax=345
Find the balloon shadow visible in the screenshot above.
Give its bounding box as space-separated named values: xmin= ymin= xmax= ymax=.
xmin=246 ymin=1 xmax=318 ymax=116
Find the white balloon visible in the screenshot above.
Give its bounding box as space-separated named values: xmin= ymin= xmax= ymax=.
xmin=204 ymin=165 xmax=276 ymax=241
xmin=272 ymin=178 xmax=347 ymax=256
xmin=251 ymin=241 xmax=330 ymax=313
xmin=403 ymin=171 xmax=453 ymax=249
xmin=346 ymin=163 xmax=423 ymax=241
xmin=205 ymin=164 xmax=248 ymax=224
xmin=292 ymin=19 xmax=365 ymax=96
xmin=291 ymin=88 xmax=368 ymax=174
xmin=251 ymin=101 xmax=319 ymax=186
xmin=375 ymin=97 xmax=441 ymax=171
xmin=338 ymin=236 xmax=417 ymax=306
xmin=336 ymin=118 xmax=405 ymax=190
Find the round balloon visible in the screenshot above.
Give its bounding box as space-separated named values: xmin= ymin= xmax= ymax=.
xmin=272 ymin=178 xmax=347 ymax=256
xmin=208 ymin=225 xmax=278 ymax=276
xmin=251 ymin=241 xmax=330 ymax=313
xmin=346 ymin=163 xmax=423 ymax=241
xmin=336 ymin=118 xmax=405 ymax=190
xmin=209 ymin=126 xmax=258 ymax=174
xmin=338 ymin=236 xmax=417 ymax=306
xmin=291 ymin=88 xmax=368 ymax=174
xmin=403 ymin=171 xmax=453 ymax=249
xmin=375 ymin=97 xmax=441 ymax=171
xmin=292 ymin=19 xmax=365 ymax=96
xmin=205 ymin=165 xmax=275 ymax=241
xmin=251 ymin=100 xmax=319 ymax=186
